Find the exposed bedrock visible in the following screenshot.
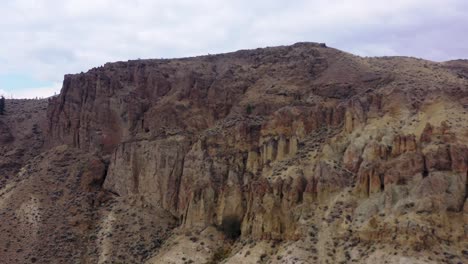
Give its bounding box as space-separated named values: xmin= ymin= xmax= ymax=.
xmin=44 ymin=43 xmax=468 ymax=248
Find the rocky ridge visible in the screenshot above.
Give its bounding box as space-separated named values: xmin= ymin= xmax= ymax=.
xmin=1 ymin=42 xmax=467 ymax=263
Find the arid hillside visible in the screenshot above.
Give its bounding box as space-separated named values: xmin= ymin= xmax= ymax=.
xmin=1 ymin=43 xmax=467 ymax=264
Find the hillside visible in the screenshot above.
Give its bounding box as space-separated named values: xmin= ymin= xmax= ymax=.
xmin=1 ymin=42 xmax=467 ymax=263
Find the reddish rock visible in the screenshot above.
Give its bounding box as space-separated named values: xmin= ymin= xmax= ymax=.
xmin=420 ymin=123 xmax=433 ymax=143
xmin=80 ymin=158 xmax=106 ymax=192
xmin=384 ymin=152 xmax=424 ymax=186
xmin=449 ymin=144 xmax=468 ymax=173
xmin=424 ymin=145 xmax=452 ymax=172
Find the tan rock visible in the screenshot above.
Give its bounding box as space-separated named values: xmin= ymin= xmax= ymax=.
xmin=356 ymin=162 xmax=383 ymax=196
xmin=391 ymin=134 xmax=417 ymax=156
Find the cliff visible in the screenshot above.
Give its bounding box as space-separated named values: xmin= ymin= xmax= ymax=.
xmin=1 ymin=43 xmax=467 ymax=263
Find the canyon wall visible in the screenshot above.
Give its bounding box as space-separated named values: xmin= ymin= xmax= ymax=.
xmin=45 ymin=43 xmax=468 ymax=249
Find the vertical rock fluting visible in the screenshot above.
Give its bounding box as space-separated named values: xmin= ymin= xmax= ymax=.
xmin=104 ymin=139 xmax=189 ymax=215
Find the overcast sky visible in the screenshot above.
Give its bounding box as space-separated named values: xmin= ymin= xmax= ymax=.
xmin=1 ymin=0 xmax=467 ymax=98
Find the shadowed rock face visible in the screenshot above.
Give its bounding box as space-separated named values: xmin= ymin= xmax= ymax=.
xmin=2 ymin=43 xmax=468 ymax=263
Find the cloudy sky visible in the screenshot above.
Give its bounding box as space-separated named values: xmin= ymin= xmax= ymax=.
xmin=1 ymin=0 xmax=467 ymax=98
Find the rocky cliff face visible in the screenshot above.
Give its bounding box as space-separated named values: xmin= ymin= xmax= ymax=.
xmin=1 ymin=43 xmax=467 ymax=263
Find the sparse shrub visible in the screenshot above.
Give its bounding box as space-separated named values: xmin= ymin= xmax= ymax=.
xmin=219 ymin=216 xmax=241 ymax=240
xmin=0 ymin=96 xmax=4 ymax=115
xmin=207 ymin=246 xmax=231 ymax=264
xmin=246 ymin=104 xmax=254 ymax=115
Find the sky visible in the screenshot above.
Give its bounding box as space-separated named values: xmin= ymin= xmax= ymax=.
xmin=0 ymin=0 xmax=467 ymax=98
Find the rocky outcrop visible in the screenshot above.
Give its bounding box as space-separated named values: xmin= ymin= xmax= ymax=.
xmin=104 ymin=138 xmax=189 ymax=215
xmin=391 ymin=134 xmax=417 ymax=156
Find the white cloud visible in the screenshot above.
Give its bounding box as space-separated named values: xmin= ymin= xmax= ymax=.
xmin=0 ymin=0 xmax=467 ymax=98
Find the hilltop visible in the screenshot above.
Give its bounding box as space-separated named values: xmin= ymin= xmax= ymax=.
xmin=1 ymin=42 xmax=467 ymax=263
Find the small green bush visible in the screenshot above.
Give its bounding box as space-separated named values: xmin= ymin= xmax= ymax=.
xmin=246 ymin=104 xmax=254 ymax=115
